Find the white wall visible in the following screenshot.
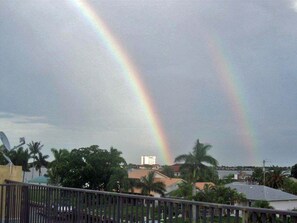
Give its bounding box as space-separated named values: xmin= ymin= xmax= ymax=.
xmin=141 ymin=156 xmax=156 ymax=165
xmin=270 ymin=200 xmax=297 ymax=211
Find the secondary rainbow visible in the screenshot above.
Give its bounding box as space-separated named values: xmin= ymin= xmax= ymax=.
xmin=71 ymin=0 xmax=173 ymax=164
xmin=204 ymin=32 xmax=258 ymax=164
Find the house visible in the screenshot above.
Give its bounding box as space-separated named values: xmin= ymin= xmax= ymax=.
xmin=128 ymin=169 xmax=168 ymax=179
xmin=226 ymin=182 xmax=297 ymax=211
xmin=169 ymin=164 xmax=181 ymax=177
xmin=128 ymin=169 xmax=184 ymax=197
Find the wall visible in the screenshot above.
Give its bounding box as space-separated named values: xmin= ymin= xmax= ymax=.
xmin=270 ymin=200 xmax=297 ymax=211
xmin=0 ymin=165 xmax=22 ymax=183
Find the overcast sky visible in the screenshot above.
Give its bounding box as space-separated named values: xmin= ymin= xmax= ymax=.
xmin=1 ymin=0 xmax=297 ymax=166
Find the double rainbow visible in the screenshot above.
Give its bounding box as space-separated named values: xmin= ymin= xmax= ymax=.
xmin=204 ymin=33 xmax=258 ymax=164
xmin=71 ymin=1 xmax=258 ymax=165
xmin=71 ymin=0 xmax=173 ymax=164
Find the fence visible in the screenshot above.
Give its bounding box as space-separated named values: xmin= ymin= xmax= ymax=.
xmin=1 ymin=182 xmax=297 ymax=223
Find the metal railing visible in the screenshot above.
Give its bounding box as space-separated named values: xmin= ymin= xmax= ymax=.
xmin=1 ymin=182 xmax=297 ymax=223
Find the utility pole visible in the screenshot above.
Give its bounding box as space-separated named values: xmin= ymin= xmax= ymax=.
xmin=263 ymin=160 xmax=266 ymax=186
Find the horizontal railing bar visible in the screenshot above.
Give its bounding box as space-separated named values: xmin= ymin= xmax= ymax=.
xmin=3 ymin=181 xmax=297 ymax=217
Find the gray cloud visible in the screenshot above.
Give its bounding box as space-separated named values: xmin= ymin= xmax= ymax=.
xmin=1 ymin=0 xmax=297 ymax=166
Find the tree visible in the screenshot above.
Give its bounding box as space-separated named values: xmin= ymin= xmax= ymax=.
xmin=251 ymin=167 xmax=264 ymax=185
xmin=249 ymin=200 xmax=274 ymax=223
xmin=136 ymin=171 xmax=166 ymax=196
xmin=291 ymin=164 xmax=297 ymax=179
xmin=49 ymin=148 xmax=69 ymax=167
xmin=28 ymin=141 xmax=44 ymax=177
xmin=33 ymin=152 xmax=49 ymax=176
xmin=7 ymin=147 xmax=31 ymax=181
xmin=48 ymin=148 xmax=70 ymax=185
xmin=282 ymin=178 xmax=297 ymax=195
xmin=200 ymin=166 xmax=219 ymax=183
xmin=49 ymin=145 xmax=127 ymax=190
xmin=0 ymin=145 xmax=8 ymax=164
xmin=169 ymin=181 xmax=193 ymax=200
xmin=160 ymin=165 xmax=175 ymax=178
xmin=265 ymin=167 xmax=285 ymax=189
xmin=218 ymin=173 xmax=235 ymax=185
xmin=175 ymin=139 xmax=218 ymax=183
xmin=195 ymin=185 xmax=246 ymax=205
xmin=252 ymin=200 xmax=273 ymax=209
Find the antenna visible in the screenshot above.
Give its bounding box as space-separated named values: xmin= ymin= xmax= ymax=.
xmin=0 ymin=131 xmax=11 ymax=151
xmin=0 ymin=131 xmax=26 ymax=165
xmin=0 ymin=131 xmax=12 ymax=164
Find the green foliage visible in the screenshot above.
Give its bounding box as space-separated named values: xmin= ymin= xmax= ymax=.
xmin=251 ymin=167 xmax=264 ymax=184
xmin=252 ymin=200 xmax=273 ymax=209
xmin=200 ymin=166 xmax=219 ymax=183
xmin=160 ymin=165 xmax=175 ymax=178
xmin=169 ymin=181 xmax=193 ymax=200
xmin=291 ymin=164 xmax=297 ymax=179
xmin=265 ymin=167 xmax=285 ymax=189
xmin=32 ymin=152 xmax=49 ymax=176
xmin=0 ymin=145 xmax=8 ymax=164
xmin=175 ymin=139 xmax=218 ymax=183
xmin=28 ymin=141 xmax=47 ymax=176
xmin=48 ymin=145 xmax=127 ymax=190
xmin=282 ymin=178 xmax=297 ymax=195
xmin=28 ymin=141 xmax=43 ymax=158
xmin=136 ymin=171 xmax=166 ymax=196
xmin=194 ymin=185 xmax=246 ymax=204
xmin=8 ymin=147 xmax=31 ymax=172
xmin=48 ymin=148 xmax=69 ymax=185
xmin=218 ymin=174 xmax=235 ymax=185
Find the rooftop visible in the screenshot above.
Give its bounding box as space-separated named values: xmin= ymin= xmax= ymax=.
xmin=226 ymin=182 xmax=297 ymax=201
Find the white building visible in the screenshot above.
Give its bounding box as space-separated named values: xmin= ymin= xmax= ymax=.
xmin=141 ymin=156 xmax=156 ymax=165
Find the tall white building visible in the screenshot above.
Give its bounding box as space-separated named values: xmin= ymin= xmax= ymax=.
xmin=141 ymin=156 xmax=156 ymax=165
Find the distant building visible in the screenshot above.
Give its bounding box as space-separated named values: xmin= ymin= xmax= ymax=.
xmin=218 ymin=170 xmax=252 ymax=181
xmin=141 ymin=156 xmax=156 ymax=165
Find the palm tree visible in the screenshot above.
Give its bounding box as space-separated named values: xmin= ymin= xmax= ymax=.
xmin=49 ymin=148 xmax=69 ymax=167
xmin=160 ymin=165 xmax=175 ymax=178
xmin=175 ymin=139 xmax=218 ymax=183
xmin=8 ymin=147 xmax=31 ymax=182
xmin=136 ymin=171 xmax=166 ymax=196
xmin=169 ymin=181 xmax=193 ymax=199
xmin=266 ymin=167 xmax=285 ymax=189
xmin=48 ymin=148 xmax=70 ymax=185
xmin=33 ymin=152 xmax=49 ymax=176
xmin=28 ymin=141 xmax=44 ymax=178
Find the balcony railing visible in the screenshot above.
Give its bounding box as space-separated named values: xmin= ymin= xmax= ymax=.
xmin=1 ymin=182 xmax=297 ymax=223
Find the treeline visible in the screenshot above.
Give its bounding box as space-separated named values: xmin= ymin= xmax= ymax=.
xmin=2 ymin=138 xmax=297 ymax=206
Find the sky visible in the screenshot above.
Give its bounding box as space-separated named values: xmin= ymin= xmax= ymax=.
xmin=1 ymin=0 xmax=297 ymax=166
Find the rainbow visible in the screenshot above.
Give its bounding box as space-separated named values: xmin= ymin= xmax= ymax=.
xmin=204 ymin=33 xmax=259 ymax=165
xmin=71 ymin=0 xmax=173 ymax=164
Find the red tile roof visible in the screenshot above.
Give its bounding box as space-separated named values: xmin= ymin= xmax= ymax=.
xmin=128 ymin=169 xmax=169 ymax=179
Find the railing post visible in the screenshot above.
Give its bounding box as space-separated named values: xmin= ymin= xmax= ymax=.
xmin=241 ymin=209 xmax=248 ymax=223
xmin=21 ymin=185 xmax=30 ymax=223
xmin=116 ymin=196 xmax=121 ymax=223
xmin=4 ymin=185 xmax=11 ymax=223
xmin=192 ymin=203 xmax=196 ymax=222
